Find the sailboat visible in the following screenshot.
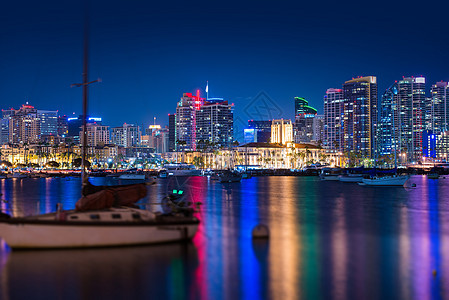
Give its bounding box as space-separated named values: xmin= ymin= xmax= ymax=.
xmin=0 ymin=21 xmax=199 ymax=249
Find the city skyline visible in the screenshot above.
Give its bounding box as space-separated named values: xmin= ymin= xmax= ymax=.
xmin=1 ymin=0 xmax=448 ymax=128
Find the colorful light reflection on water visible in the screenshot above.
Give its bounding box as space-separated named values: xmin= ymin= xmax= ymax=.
xmin=0 ymin=175 xmax=448 ymax=299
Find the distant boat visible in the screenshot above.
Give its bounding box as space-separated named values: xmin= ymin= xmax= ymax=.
xmin=9 ymin=172 xmax=28 ymax=179
xmin=219 ymin=171 xmax=242 ymax=183
xmin=164 ymin=163 xmax=201 ymax=176
xmin=358 ymin=175 xmax=410 ymax=186
xmin=319 ymin=168 xmax=342 ymax=181
xmin=427 ymin=173 xmax=439 ymax=179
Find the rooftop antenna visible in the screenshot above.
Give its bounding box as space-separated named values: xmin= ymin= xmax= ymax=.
xmin=71 ymin=5 xmax=100 ymax=186
xmin=206 ymin=81 xmax=209 ymax=101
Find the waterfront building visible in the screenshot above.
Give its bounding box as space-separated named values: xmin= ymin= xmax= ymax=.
xmin=430 ymin=81 xmax=449 ymax=135
xmin=380 ymin=77 xmax=426 ymax=162
xmin=248 ymin=120 xmax=271 ymax=143
xmin=323 ymin=88 xmax=345 ymax=152
xmin=271 ymin=119 xmax=293 ymax=145
xmin=111 ymin=123 xmax=141 ymax=148
xmin=1 ymin=118 xmax=8 ymax=145
xmin=196 ymin=99 xmax=234 ymax=149
xmin=436 ymin=131 xmax=449 ymax=161
xmin=175 ymin=92 xmax=204 ymax=151
xmin=378 ymin=83 xmax=397 ymax=156
xmin=343 ymin=76 xmax=378 ymax=158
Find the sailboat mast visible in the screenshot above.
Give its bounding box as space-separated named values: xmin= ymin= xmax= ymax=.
xmin=81 ymin=16 xmax=89 ymax=184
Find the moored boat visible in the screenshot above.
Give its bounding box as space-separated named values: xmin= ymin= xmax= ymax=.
xmin=0 ymin=206 xmax=199 ymax=249
xmin=219 ymin=171 xmax=242 ymax=183
xmin=164 ymin=163 xmax=201 ymax=176
xmin=358 ymin=175 xmax=410 ymax=186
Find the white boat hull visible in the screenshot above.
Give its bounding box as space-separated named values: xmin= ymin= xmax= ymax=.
xmin=0 ymin=222 xmax=198 ymax=249
xmin=339 ymin=175 xmax=365 ymax=182
xmin=168 ymin=170 xmax=201 ymax=176
xmin=118 ymin=174 xmax=146 ymax=180
xmin=359 ymin=175 xmax=410 ymax=186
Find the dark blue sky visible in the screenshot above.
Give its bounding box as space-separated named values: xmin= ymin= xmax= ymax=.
xmin=1 ymin=0 xmax=448 ymax=133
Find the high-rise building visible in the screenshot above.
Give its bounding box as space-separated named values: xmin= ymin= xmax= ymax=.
xmin=67 ymin=116 xmax=102 ymax=143
xmin=378 ymin=76 xmax=426 ymax=162
xmin=81 ymin=123 xmax=110 ymax=147
xmin=7 ymin=104 xmax=40 ymax=144
xmin=148 ymin=126 xmax=169 ymax=153
xmin=343 ymin=76 xmax=378 ymax=158
xmin=248 ymin=120 xmax=271 ymax=143
xmin=430 ymin=81 xmax=449 ymax=135
xmin=37 ymin=110 xmax=58 ymax=136
xmin=271 ymin=119 xmax=293 ymax=145
xmin=293 ymin=97 xmax=318 ymax=144
xmin=323 ymin=88 xmax=344 ymax=151
xmin=313 ymin=114 xmax=324 ymax=143
xmin=196 ymin=99 xmax=234 ymax=149
xmin=57 ymin=115 xmax=69 ymax=137
xmin=378 ymin=83 xmax=397 ymax=156
xmin=168 ymin=114 xmax=176 ymax=152
xmin=111 ymin=123 xmax=141 ymax=148
xmin=175 ymin=92 xmax=203 ymax=151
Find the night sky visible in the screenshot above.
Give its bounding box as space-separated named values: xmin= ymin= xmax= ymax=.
xmin=1 ymin=0 xmax=448 ymax=137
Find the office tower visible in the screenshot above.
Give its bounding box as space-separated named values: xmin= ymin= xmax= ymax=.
xmin=111 ymin=123 xmax=141 ymax=147
xmin=244 ymin=129 xmax=257 ymax=144
xmin=271 ymin=119 xmax=293 ymax=145
xmin=313 ymin=115 xmax=324 ymax=143
xmin=37 ymin=110 xmax=58 ymax=136
xmin=168 ymin=114 xmax=176 ymax=152
xmin=67 ymin=116 xmax=102 ymax=143
xmin=148 ymin=126 xmax=169 ymax=153
xmin=378 ymin=83 xmax=397 ymax=156
xmin=81 ymin=123 xmax=110 ymax=147
xmin=430 ymin=81 xmax=449 ymax=135
xmin=175 ymin=92 xmax=203 ymax=151
xmin=7 ymin=104 xmax=41 ymax=144
xmin=379 ymin=76 xmax=426 ymax=162
xmin=248 ymin=120 xmax=272 ymax=143
xmin=323 ymin=88 xmax=344 ymax=151
xmin=343 ymin=76 xmax=378 ymax=158
xmin=293 ymin=97 xmax=317 ymax=143
xmin=57 ymin=115 xmax=69 ymax=137
xmin=196 ymin=99 xmax=234 ymax=149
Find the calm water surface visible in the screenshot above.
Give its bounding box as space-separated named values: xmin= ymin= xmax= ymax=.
xmin=0 ymin=175 xmax=448 ymax=300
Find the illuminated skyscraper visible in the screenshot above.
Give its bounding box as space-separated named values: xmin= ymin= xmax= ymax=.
xmin=175 ymin=92 xmax=203 ymax=151
xmin=430 ymin=81 xmax=449 ymax=135
xmin=378 ymin=76 xmax=426 ymax=162
xmin=196 ymin=99 xmax=234 ymax=149
xmin=111 ymin=123 xmax=141 ymax=147
xmin=248 ymin=120 xmax=271 ymax=143
xmin=293 ymin=97 xmax=318 ymax=144
xmin=323 ymin=88 xmax=344 ymax=151
xmin=343 ymin=76 xmax=378 ymax=158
